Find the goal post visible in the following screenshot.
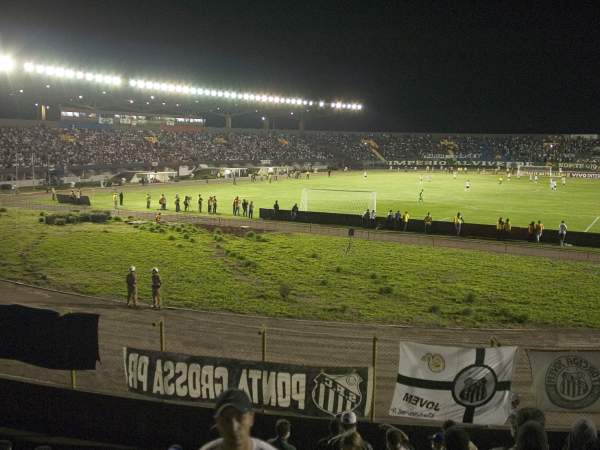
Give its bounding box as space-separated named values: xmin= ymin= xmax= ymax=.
xmin=516 ymin=164 xmax=553 ymax=178
xmin=300 ymin=188 xmax=376 ymax=214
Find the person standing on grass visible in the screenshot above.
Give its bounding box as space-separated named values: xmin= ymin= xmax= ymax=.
xmin=504 ymin=218 xmax=512 ymax=238
xmin=402 ymin=211 xmax=410 ymax=231
xmin=175 ymin=194 xmax=181 ymax=212
xmin=497 ymin=217 xmax=504 ymax=240
xmin=146 ymin=193 xmax=151 ymax=209
xmin=184 ymin=195 xmax=190 ymax=212
xmin=151 ymin=268 xmax=161 ymax=309
xmin=119 ymin=191 xmax=124 ymax=206
xmin=198 ymin=194 xmax=203 ymax=213
xmin=535 ymin=220 xmax=544 ymax=243
xmin=248 ymin=201 xmax=254 ymax=219
xmin=454 ymin=212 xmax=464 ymax=236
xmin=126 ymin=266 xmax=138 ymax=308
xmin=159 ymin=194 xmax=167 ymax=210
xmin=113 ymin=192 xmax=118 ymax=209
xmin=213 ymin=196 xmax=218 ymax=214
xmin=242 ymin=199 xmax=248 ymax=217
xmin=424 ymin=212 xmax=433 ymax=234
xmin=559 ymin=220 xmax=568 ymax=247
xmin=208 ymin=196 xmax=213 ymax=214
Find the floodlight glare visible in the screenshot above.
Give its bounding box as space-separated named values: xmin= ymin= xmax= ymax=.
xmin=129 ymin=79 xmax=137 ymax=87
xmin=24 ymin=62 xmax=34 ymax=72
xmin=0 ymin=55 xmax=15 ymax=72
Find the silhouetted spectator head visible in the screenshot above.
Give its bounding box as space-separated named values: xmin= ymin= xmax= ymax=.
xmin=566 ymin=418 xmax=598 ymax=450
xmin=430 ymin=432 xmax=445 ymax=450
xmin=515 ymin=407 xmax=546 ymax=432
xmin=275 ymin=418 xmax=292 ymax=439
xmin=443 ymin=420 xmax=457 ymax=431
xmin=444 ymin=426 xmax=470 ymax=450
xmin=340 ymin=431 xmax=364 ymax=450
xmin=386 ymin=428 xmax=410 ymax=450
xmin=340 ymin=411 xmax=358 ymax=431
xmin=515 ymin=420 xmax=548 ymax=450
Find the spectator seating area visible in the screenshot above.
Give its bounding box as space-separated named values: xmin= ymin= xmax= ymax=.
xmin=0 ymin=124 xmax=599 ymax=169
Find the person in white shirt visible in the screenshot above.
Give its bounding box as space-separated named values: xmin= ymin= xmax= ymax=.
xmin=199 ymin=389 xmax=277 ymax=450
xmin=464 ymin=180 xmax=471 ymax=191
xmin=558 ymin=221 xmax=568 ymax=247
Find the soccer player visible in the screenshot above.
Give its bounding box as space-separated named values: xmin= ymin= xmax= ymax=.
xmin=496 ymin=217 xmax=504 ymax=239
xmin=402 ymin=211 xmax=410 ymax=231
xmin=126 ymin=266 xmax=137 ymax=308
xmin=146 ymin=193 xmax=151 ymax=209
xmin=507 ymin=172 xmax=511 ymax=181
xmin=562 ymin=175 xmax=566 ymax=185
xmin=419 ymin=175 xmax=423 ymax=184
xmin=198 ymin=194 xmax=203 ymax=213
xmin=363 ymin=170 xmax=368 ymax=179
xmin=504 ymin=218 xmax=512 ymax=237
xmin=498 ymin=176 xmax=503 ymax=185
xmin=418 ymin=189 xmax=424 ymax=203
xmin=464 ymin=180 xmax=471 ymax=191
xmin=534 ymin=174 xmax=538 ymax=183
xmin=453 ymin=171 xmax=457 ymax=180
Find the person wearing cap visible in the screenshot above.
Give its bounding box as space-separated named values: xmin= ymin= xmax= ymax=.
xmin=151 ymin=267 xmax=162 ymax=309
xmin=268 ymin=418 xmax=296 ymax=450
xmin=199 ymin=388 xmax=277 ymax=450
xmin=126 ymin=266 xmax=137 ymax=308
xmin=325 ymin=411 xmax=373 ymax=450
xmin=429 ymin=432 xmax=444 ymax=450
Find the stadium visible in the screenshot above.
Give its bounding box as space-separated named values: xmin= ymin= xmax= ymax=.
xmin=1 ymin=3 xmax=600 ymax=450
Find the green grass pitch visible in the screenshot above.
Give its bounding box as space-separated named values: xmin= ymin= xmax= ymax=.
xmin=57 ymin=170 xmax=600 ymax=232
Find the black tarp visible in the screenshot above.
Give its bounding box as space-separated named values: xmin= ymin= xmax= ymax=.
xmin=0 ymin=304 xmax=100 ymax=370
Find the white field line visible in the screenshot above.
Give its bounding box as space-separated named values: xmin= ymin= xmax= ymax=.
xmin=440 ymin=217 xmax=450 ymax=221
xmin=584 ymin=216 xmax=600 ymax=232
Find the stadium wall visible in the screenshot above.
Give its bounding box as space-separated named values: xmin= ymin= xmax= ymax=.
xmin=259 ymin=209 xmax=600 ymax=249
xmin=0 ymin=377 xmax=567 ymax=450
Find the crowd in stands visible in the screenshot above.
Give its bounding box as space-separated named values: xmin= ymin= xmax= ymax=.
xmin=0 ymin=125 xmax=599 ymax=169
xmin=196 ymin=388 xmax=599 ymax=450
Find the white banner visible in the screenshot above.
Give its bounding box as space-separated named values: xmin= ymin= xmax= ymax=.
xmin=528 ymin=351 xmax=600 ymax=412
xmin=389 ymin=342 xmax=517 ymax=424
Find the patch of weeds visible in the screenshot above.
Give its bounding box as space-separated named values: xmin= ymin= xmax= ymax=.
xmin=370 ymin=273 xmax=378 ymax=280
xmin=310 ymin=252 xmax=319 ymax=258
xmin=378 ymin=285 xmax=393 ymax=295
xmin=464 ymin=293 xmax=476 ymax=304
xmin=168 ymin=235 xmax=176 ymax=241
xmin=319 ymin=279 xmax=328 ymax=286
xmin=279 ymin=283 xmax=291 ymax=299
xmin=428 ymin=305 xmax=440 ymax=314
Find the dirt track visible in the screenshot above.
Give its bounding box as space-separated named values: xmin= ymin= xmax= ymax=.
xmin=2 ymin=280 xmax=600 ymax=430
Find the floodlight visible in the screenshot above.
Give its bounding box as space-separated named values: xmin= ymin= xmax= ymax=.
xmin=36 ymin=65 xmax=45 ymax=74
xmin=210 ymin=89 xmax=217 ymax=96
xmin=24 ymin=62 xmax=34 ymax=72
xmin=150 ymin=95 xmax=155 ymax=99
xmin=309 ymin=101 xmax=313 ymax=106
xmin=56 ymin=67 xmax=66 ymax=77
xmin=129 ymin=79 xmax=137 ymax=87
xmin=357 ymin=104 xmax=363 ymax=110
xmin=18 ymin=89 xmax=23 ymax=93
xmin=175 ymin=85 xmax=183 ymax=93
xmin=76 ymin=71 xmax=84 ymax=80
xmin=318 ymin=101 xmax=324 ymax=107
xmin=128 ymin=99 xmax=134 ymax=104
xmin=78 ymin=95 xmax=83 ymax=99
xmin=65 ymin=69 xmax=75 ymax=79
xmin=85 ymin=73 xmax=94 ymax=81
xmin=0 ymin=55 xmax=15 ymax=72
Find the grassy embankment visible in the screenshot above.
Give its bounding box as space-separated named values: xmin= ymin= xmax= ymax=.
xmin=1 ymin=208 xmax=599 ymax=328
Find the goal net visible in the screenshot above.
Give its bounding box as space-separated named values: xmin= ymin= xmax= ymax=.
xmin=300 ymin=188 xmax=376 ymax=214
xmin=516 ymin=165 xmax=553 ymax=178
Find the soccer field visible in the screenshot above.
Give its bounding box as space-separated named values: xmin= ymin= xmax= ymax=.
xmin=61 ymin=170 xmax=600 ymax=232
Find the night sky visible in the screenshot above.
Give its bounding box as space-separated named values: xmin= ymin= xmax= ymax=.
xmin=0 ymin=0 xmax=599 ymax=133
